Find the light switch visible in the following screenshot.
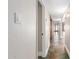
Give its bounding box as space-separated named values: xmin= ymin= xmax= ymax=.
xmin=14 ymin=12 xmax=21 ymax=24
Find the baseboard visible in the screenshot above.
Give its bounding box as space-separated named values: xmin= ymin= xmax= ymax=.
xmin=42 ymin=45 xmax=50 ymax=57
xmin=64 ymin=45 xmax=70 ymax=57
xmin=38 ymin=51 xmax=42 ymax=56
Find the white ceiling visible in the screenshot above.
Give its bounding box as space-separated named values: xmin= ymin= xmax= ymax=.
xmin=41 ymin=0 xmax=70 ymax=19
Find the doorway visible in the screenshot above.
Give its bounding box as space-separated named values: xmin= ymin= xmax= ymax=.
xmin=38 ymin=1 xmax=43 ymax=58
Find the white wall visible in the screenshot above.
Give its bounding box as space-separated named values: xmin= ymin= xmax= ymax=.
xmin=42 ymin=7 xmax=50 ymax=57
xmin=8 ymin=0 xmax=37 ymax=59
xmin=64 ymin=9 xmax=70 ymax=53
xmin=38 ymin=1 xmax=42 ymax=54
xmin=65 ymin=17 xmax=70 ymax=51
xmin=37 ymin=0 xmax=50 ymax=57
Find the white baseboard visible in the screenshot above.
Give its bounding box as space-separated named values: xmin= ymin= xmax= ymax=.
xmin=38 ymin=51 xmax=42 ymax=56
xmin=42 ymin=45 xmax=50 ymax=57
xmin=64 ymin=45 xmax=70 ymax=57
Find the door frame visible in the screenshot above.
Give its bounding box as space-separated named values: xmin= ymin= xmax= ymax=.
xmin=36 ymin=0 xmax=46 ymax=58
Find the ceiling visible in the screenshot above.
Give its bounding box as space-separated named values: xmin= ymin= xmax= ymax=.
xmin=41 ymin=0 xmax=70 ymax=19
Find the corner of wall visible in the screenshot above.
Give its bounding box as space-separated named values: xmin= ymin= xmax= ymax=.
xmin=64 ymin=44 xmax=70 ymax=57
xmin=38 ymin=51 xmax=42 ymax=56
xmin=42 ymin=44 xmax=50 ymax=57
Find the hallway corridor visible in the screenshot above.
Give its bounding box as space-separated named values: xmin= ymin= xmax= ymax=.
xmin=38 ymin=42 xmax=69 ymax=59
xmin=8 ymin=0 xmax=70 ymax=59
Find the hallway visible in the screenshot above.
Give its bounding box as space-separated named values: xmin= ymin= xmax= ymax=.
xmin=8 ymin=0 xmax=70 ymax=59
xmin=38 ymin=42 xmax=69 ymax=59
